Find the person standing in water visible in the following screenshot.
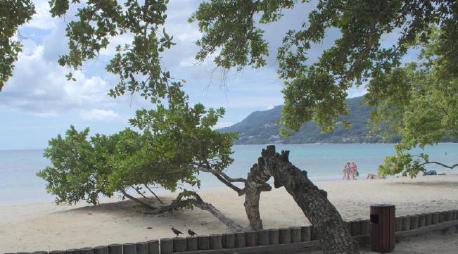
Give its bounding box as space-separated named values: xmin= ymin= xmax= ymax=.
xmin=343 ymin=162 xmax=351 ymax=180
xmin=351 ymin=162 xmax=358 ymax=180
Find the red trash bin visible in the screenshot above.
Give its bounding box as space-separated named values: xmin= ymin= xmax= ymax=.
xmin=370 ymin=204 xmax=395 ymax=252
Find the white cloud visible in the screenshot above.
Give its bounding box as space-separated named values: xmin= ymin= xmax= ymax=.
xmin=176 ymin=30 xmax=202 ymax=43
xmin=80 ymin=109 xmax=120 ymax=121
xmin=213 ymin=121 xmax=234 ymax=129
xmin=0 ymin=40 xmax=113 ymax=116
xmin=25 ymin=0 xmax=57 ymax=30
xmin=266 ymin=105 xmax=275 ymax=110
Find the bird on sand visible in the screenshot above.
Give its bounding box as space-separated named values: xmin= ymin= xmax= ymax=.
xmin=188 ymin=229 xmax=197 ymax=237
xmin=171 ymin=227 xmax=183 ymax=237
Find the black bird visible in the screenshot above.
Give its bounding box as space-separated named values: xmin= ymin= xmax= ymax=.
xmin=171 ymin=227 xmax=183 ymax=237
xmin=188 ymin=229 xmax=197 ymax=237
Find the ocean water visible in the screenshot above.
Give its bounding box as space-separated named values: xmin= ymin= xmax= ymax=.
xmin=1 ymin=144 xmax=457 ymax=204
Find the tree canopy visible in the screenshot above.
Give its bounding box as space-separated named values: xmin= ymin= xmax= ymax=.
xmin=38 ymin=90 xmax=236 ymax=206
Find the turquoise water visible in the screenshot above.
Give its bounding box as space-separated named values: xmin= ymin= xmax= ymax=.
xmin=1 ymin=144 xmax=457 ymax=204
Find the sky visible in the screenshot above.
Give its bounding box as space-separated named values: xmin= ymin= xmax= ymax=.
xmin=0 ymin=0 xmax=372 ymax=150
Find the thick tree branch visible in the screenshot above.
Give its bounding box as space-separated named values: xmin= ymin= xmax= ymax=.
xmin=143 ymin=184 xmax=164 ymax=204
xmin=210 ymin=171 xmax=245 ymax=195
xmin=219 ymin=171 xmax=246 ymax=183
xmin=132 ymin=185 xmax=148 ymax=199
xmin=120 ymin=189 xmax=157 ymax=210
xmin=156 ymin=191 xmax=244 ymax=232
xmin=196 ymin=162 xmax=246 ymax=195
xmin=421 ymin=161 xmax=458 ymax=170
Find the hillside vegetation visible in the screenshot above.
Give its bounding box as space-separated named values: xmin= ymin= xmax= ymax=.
xmin=220 ymin=96 xmax=393 ymax=144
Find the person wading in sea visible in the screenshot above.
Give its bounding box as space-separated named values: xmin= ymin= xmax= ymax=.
xmin=350 ymin=162 xmax=358 ymax=180
xmin=343 ymin=162 xmax=351 ymax=180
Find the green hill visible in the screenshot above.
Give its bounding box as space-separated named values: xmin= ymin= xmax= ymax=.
xmin=220 ymin=96 xmax=397 ymax=144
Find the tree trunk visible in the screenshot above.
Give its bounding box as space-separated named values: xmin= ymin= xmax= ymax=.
xmin=243 ymin=163 xmax=272 ymax=230
xmin=201 ymin=145 xmax=359 ymax=253
xmin=255 ymin=145 xmax=359 ymax=254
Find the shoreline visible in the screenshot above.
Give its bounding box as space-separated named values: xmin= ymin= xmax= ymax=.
xmin=0 ymin=174 xmax=420 ymax=206
xmin=2 ymin=175 xmax=458 ymax=252
xmin=2 ymin=172 xmax=458 ymax=207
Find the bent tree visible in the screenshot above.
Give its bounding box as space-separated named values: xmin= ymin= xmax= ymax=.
xmin=259 ymin=146 xmax=358 ymax=253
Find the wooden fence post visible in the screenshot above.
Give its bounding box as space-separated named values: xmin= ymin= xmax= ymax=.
xmin=395 ymin=217 xmax=402 ymax=232
xmin=418 ymin=214 xmax=426 ymax=227
xmin=291 ymin=227 xmax=302 ymax=242
xmin=93 ymin=246 xmax=108 ymax=254
xmin=360 ymin=220 xmax=369 ymax=236
xmin=136 ymin=243 xmax=148 ymax=254
xmin=257 ymin=230 xmax=270 ymax=245
xmin=147 ymin=240 xmax=159 ymax=254
xmin=210 ymin=234 xmax=223 ymax=249
xmin=235 ymin=232 xmax=246 ymax=248
xmin=123 ymin=243 xmax=137 ymax=254
xmin=198 ymin=236 xmax=210 ymax=250
xmin=350 ymin=221 xmax=361 ymax=236
xmin=447 ymin=211 xmax=454 ymax=221
xmin=279 ymin=228 xmax=291 ymax=244
xmin=222 ymin=233 xmax=235 ymax=249
xmin=301 ymin=226 xmax=311 ymax=241
xmin=173 ymin=238 xmax=187 ymax=252
xmin=402 ymin=216 xmax=410 ymax=231
xmin=186 ymin=237 xmax=198 ymax=251
xmin=245 ymin=231 xmax=257 ymax=247
xmin=269 ymin=229 xmax=279 ymax=245
xmin=160 ymin=239 xmax=173 ymax=254
xmin=410 ymin=215 xmax=419 ymax=230
xmin=425 ymin=213 xmax=432 ymax=226
xmin=439 ymin=212 xmax=445 ymax=223
xmin=108 ymin=244 xmax=122 ymax=254
xmin=432 ymin=212 xmax=440 ymax=224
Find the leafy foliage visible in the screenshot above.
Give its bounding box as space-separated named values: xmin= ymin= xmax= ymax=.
xmin=37 ymin=126 xmax=113 ymax=204
xmin=374 ymin=34 xmax=458 ymax=176
xmin=38 ymin=92 xmax=236 ymax=205
xmin=0 ymin=0 xmax=35 ymax=90
xmin=192 ymin=0 xmax=458 ymax=176
xmin=193 ymin=0 xmax=457 ymax=130
xmin=49 ymin=0 xmax=175 ymax=101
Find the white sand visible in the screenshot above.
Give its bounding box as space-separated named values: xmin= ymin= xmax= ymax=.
xmin=1 ymin=175 xmax=458 ymax=253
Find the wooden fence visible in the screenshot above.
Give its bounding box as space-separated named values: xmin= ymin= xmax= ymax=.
xmin=5 ymin=210 xmax=458 ymax=254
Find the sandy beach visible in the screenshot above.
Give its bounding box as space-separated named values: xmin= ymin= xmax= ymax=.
xmin=1 ymin=175 xmax=458 ymax=253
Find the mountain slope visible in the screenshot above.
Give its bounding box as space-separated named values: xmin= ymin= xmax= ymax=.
xmin=220 ymin=96 xmax=394 ymax=144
